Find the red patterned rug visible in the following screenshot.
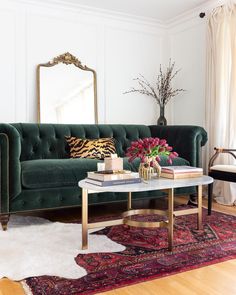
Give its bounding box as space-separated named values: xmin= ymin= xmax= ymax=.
xmin=25 ymin=207 xmax=236 ymax=295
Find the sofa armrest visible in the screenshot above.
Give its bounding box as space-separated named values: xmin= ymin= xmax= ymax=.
xmin=148 ymin=125 xmax=207 ymax=167
xmin=0 ymin=124 xmax=21 ymax=214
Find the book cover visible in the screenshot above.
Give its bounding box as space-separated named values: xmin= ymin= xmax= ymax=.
xmin=87 ymin=170 xmax=139 ymax=181
xmin=85 ymin=177 xmax=141 ymax=187
xmin=161 ymin=172 xmax=203 ymax=179
xmin=161 ymin=166 xmax=203 ymax=174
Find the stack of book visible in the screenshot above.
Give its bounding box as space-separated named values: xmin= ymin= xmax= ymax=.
xmin=85 ymin=170 xmax=141 ymax=186
xmin=160 ymin=166 xmax=203 ymax=179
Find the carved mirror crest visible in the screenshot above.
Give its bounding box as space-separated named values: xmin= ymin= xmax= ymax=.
xmin=37 ymin=52 xmax=98 ymax=124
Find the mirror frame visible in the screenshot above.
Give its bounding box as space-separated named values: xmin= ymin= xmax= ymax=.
xmin=37 ymin=52 xmax=98 ymax=124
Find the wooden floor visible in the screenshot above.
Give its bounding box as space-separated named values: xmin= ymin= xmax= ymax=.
xmin=0 ymin=196 xmax=236 ymax=295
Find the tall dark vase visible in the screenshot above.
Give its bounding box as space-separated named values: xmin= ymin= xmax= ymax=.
xmin=157 ymin=105 xmax=167 ymax=126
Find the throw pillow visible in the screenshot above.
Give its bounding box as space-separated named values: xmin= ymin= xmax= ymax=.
xmin=65 ymin=136 xmax=116 ymax=159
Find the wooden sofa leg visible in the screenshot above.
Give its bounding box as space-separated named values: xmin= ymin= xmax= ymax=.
xmin=208 ymin=183 xmax=213 ymax=215
xmin=0 ymin=214 xmax=10 ymax=231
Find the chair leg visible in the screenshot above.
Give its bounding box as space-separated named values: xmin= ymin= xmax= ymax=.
xmin=208 ymin=183 xmax=213 ymax=215
xmin=0 ymin=214 xmax=10 ymax=231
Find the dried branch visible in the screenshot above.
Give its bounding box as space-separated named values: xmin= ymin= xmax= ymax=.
xmin=124 ymin=59 xmax=185 ymax=106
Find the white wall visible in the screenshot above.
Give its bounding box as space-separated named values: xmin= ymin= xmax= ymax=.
xmin=104 ymin=27 xmax=162 ymax=124
xmin=167 ymin=18 xmax=207 ymax=127
xmin=0 ymin=0 xmax=164 ymax=125
xmin=166 ymin=0 xmax=227 ymax=127
xmin=0 ymin=0 xmax=224 ymax=127
xmin=0 ymin=10 xmax=15 ymax=122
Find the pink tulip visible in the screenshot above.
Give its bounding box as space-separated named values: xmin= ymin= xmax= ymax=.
xmin=166 ymin=146 xmax=173 ymax=151
xmin=159 ymin=139 xmax=167 ymax=146
xmin=156 ymin=156 xmax=161 ymax=162
xmin=167 ymin=158 xmax=173 ymax=165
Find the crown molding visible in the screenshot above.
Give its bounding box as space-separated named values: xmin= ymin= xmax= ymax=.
xmin=166 ymin=0 xmax=227 ymax=29
xmin=6 ymin=0 xmax=232 ymax=34
xmin=10 ymin=0 xmax=166 ymax=30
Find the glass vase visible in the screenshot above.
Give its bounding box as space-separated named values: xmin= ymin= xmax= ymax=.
xmin=139 ymin=157 xmax=162 ymax=180
xmin=157 ymin=105 xmax=167 ymax=126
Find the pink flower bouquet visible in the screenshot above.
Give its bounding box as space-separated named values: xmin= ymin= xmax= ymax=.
xmin=126 ymin=137 xmax=178 ymax=165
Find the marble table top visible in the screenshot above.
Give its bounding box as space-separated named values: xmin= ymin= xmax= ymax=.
xmin=79 ymin=175 xmax=213 ymax=193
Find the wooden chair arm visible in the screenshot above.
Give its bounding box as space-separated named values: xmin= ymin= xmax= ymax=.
xmin=214 ymin=148 xmax=236 ymax=152
xmin=208 ymin=147 xmax=236 ymax=171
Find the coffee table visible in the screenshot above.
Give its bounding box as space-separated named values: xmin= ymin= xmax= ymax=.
xmin=79 ymin=176 xmax=213 ymax=251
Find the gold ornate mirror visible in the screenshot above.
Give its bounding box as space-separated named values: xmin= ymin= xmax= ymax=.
xmin=37 ymin=52 xmax=98 ymax=124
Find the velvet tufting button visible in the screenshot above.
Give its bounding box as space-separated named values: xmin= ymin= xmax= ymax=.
xmin=38 ymin=197 xmax=43 ymax=203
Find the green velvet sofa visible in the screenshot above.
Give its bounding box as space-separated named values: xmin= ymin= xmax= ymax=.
xmin=0 ymin=123 xmax=207 ymax=230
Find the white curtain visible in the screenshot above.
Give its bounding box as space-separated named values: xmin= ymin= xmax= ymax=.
xmin=206 ymin=2 xmax=236 ymax=205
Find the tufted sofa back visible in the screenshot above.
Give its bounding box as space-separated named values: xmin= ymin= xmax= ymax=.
xmin=11 ymin=123 xmax=151 ymax=161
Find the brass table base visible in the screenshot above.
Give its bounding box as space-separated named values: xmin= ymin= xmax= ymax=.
xmin=122 ymin=209 xmax=169 ymax=228
xmin=82 ymin=185 xmax=203 ymax=251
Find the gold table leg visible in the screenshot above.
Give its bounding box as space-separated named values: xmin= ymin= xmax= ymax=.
xmin=168 ymin=188 xmax=174 ymax=251
xmin=127 ymin=192 xmax=132 ymax=210
xmin=197 ymin=185 xmax=203 ymax=230
xmin=82 ymin=188 xmax=88 ymax=250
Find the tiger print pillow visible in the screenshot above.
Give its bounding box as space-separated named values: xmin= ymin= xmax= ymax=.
xmin=65 ymin=136 xmax=117 ymax=159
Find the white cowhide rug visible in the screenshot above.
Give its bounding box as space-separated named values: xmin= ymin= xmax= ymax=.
xmin=0 ymin=215 xmax=125 ymax=281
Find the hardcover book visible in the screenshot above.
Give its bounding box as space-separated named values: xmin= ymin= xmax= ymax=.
xmin=85 ymin=177 xmax=141 ymax=187
xmin=161 ymin=166 xmax=203 ymax=179
xmin=87 ymin=170 xmax=139 ymax=181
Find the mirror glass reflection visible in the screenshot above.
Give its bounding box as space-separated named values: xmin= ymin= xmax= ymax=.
xmin=38 ymin=53 xmax=97 ymax=124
